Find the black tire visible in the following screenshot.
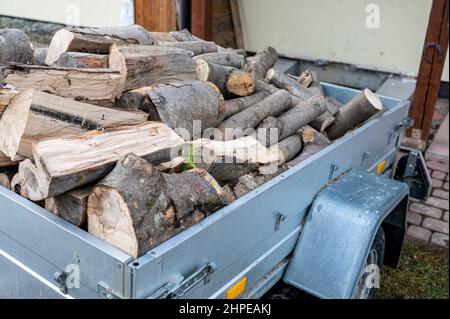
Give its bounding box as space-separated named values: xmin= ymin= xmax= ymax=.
xmin=352 ymin=227 xmax=385 ymax=299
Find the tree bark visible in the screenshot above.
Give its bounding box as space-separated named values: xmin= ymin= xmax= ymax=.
xmin=45 ymin=25 xmax=153 ymax=66
xmin=273 ymin=134 xmax=303 ymax=166
xmin=12 ymin=122 xmax=184 ymax=201
xmin=244 ymin=46 xmax=278 ymax=80
xmin=54 ymin=52 xmax=109 ymax=68
xmin=155 ymin=40 xmax=218 ymax=55
xmin=0 ymin=89 xmax=148 ymax=160
xmin=300 ymin=125 xmax=331 ymax=145
xmin=145 ymin=81 xmax=225 ymax=137
xmin=148 ymin=32 xmax=177 ymax=42
xmin=1 ymin=64 xmax=122 ymax=106
xmin=33 ymin=48 xmax=48 ymax=66
xmin=266 ymin=68 xmax=313 ymax=100
xmin=258 ymin=95 xmax=329 ymax=142
xmin=255 ymin=79 xmax=303 ymax=105
xmin=288 ymin=144 xmax=328 ymax=167
xmin=0 ymin=29 xmax=34 ymax=64
xmin=194 ymin=52 xmax=244 ymax=68
xmin=223 ymin=92 xmax=268 ymax=119
xmin=0 ymin=151 xmax=19 ymax=168
xmin=325 ymin=89 xmax=384 ymax=140
xmin=45 ymin=186 xmax=93 ymax=227
xmin=296 ymin=69 xmax=324 ymax=96
xmin=109 ymin=44 xmax=196 ymax=93
xmin=87 ymin=153 xmax=221 ymax=258
xmin=195 ymin=60 xmax=255 ymax=97
xmin=218 ymin=90 xmax=292 ymax=139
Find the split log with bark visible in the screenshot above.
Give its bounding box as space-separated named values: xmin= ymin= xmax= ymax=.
xmin=45 ymin=25 xmax=153 ymax=66
xmin=188 ymin=136 xmax=278 ymax=181
xmin=195 ymin=60 xmax=255 ymax=97
xmin=11 ymin=122 xmax=184 ymax=201
xmin=0 ymin=64 xmax=122 ymax=106
xmin=194 ymin=52 xmax=245 ymax=69
xmin=218 ymin=90 xmax=292 ymax=140
xmin=244 ymin=47 xmax=278 ymax=80
xmin=87 ymin=153 xmax=222 ymax=258
xmin=109 ymin=44 xmax=196 ymax=93
xmin=0 ymin=29 xmax=34 ymax=64
xmin=45 ymin=186 xmax=93 ymax=227
xmin=0 ymin=85 xmax=21 ymax=117
xmin=54 ymin=52 xmax=109 ymax=68
xmin=0 ymin=89 xmax=148 ymax=160
xmin=325 ymin=89 xmax=384 ymax=140
xmin=155 ymin=40 xmax=218 ymax=55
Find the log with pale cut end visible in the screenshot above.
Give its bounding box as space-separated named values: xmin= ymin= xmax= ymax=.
xmin=273 ymin=134 xmax=303 ymax=166
xmin=13 ymin=122 xmax=185 ymax=201
xmin=325 ymin=89 xmax=384 ymax=140
xmin=195 ymin=60 xmax=255 ymax=97
xmin=218 ymin=90 xmax=292 ymax=139
xmin=1 ymin=64 xmax=122 ymax=106
xmin=223 ymin=92 xmax=268 ymax=119
xmin=45 ymin=25 xmax=153 ymax=66
xmin=0 ymin=29 xmax=34 ymax=64
xmin=87 ymin=153 xmax=221 ymax=258
xmin=0 ymin=89 xmax=148 ymax=160
xmin=296 ymin=69 xmax=324 ymax=97
xmin=155 ymin=40 xmax=218 ymax=55
xmin=194 ymin=52 xmax=245 ymax=68
xmin=45 ymin=186 xmax=93 ymax=227
xmin=54 ymin=52 xmax=109 ymax=68
xmin=114 ymin=87 xmax=160 ymax=120
xmin=300 ymin=125 xmax=331 ymax=145
xmin=258 ymin=95 xmax=330 ymax=142
xmin=189 ymin=136 xmax=278 ymax=181
xmin=33 ymin=48 xmax=48 ymax=66
xmin=266 ymin=69 xmax=313 ymax=100
xmin=244 ymin=46 xmax=278 ymax=80
xmin=109 ymin=44 xmax=196 ymax=93
xmin=145 ymin=81 xmax=225 ymax=136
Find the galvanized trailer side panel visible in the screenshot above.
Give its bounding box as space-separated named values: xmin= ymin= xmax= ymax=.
xmin=130 ymin=85 xmax=409 ymax=299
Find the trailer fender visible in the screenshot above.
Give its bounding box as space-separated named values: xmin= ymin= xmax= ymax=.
xmin=283 ymin=169 xmax=409 ymax=299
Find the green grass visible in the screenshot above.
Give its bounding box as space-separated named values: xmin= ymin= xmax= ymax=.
xmin=376 ymin=238 xmax=449 ymax=299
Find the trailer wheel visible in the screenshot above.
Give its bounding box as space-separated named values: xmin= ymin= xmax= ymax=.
xmin=352 ymin=227 xmax=385 ymax=299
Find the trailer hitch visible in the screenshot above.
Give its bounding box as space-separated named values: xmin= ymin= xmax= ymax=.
xmin=148 ymin=263 xmax=217 ymax=299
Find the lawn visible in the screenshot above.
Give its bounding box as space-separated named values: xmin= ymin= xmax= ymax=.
xmin=376 ymin=238 xmax=449 ymax=299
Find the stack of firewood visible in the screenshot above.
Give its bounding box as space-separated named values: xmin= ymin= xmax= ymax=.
xmin=0 ymin=26 xmax=384 ymax=259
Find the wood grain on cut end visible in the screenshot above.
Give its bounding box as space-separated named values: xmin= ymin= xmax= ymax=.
xmin=226 ymin=71 xmax=255 ymax=97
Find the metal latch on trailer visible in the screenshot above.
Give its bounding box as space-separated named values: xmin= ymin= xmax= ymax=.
xmin=148 ymin=263 xmax=217 ymax=299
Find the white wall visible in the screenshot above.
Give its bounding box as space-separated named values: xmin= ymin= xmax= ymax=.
xmin=0 ymin=0 xmax=134 ymax=27
xmin=238 ymin=0 xmax=449 ymax=82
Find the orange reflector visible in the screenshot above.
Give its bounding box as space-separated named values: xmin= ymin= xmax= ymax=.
xmin=226 ymin=277 xmax=247 ymax=299
xmin=376 ymin=160 xmax=387 ymax=174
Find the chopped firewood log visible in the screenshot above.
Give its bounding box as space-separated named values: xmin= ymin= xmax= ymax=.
xmin=1 ymin=63 xmax=122 ymax=106
xmin=218 ymin=90 xmax=292 ymax=140
xmin=288 ymin=144 xmax=328 ymax=167
xmin=114 ymin=87 xmax=161 ymax=119
xmin=45 ymin=186 xmax=93 ymax=227
xmin=266 ymin=69 xmax=313 ymax=100
xmin=170 ymin=29 xmax=204 ymax=42
xmin=33 ymin=48 xmax=48 ymax=66
xmin=194 ymin=52 xmax=245 ymax=68
xmin=148 ymin=32 xmax=177 ymax=42
xmin=195 ymin=60 xmax=255 ymax=97
xmin=155 ymin=40 xmax=218 ymax=55
xmin=257 ymin=95 xmax=329 ymax=142
xmin=296 ymin=70 xmax=324 ymax=96
xmin=11 ymin=122 xmax=184 ymax=201
xmin=0 ymin=29 xmax=34 ymax=64
xmin=45 ymin=25 xmax=153 ymax=66
xmin=0 ymin=85 xmax=21 ymax=117
xmin=109 ymin=44 xmax=196 ymax=93
xmin=220 ymin=185 xmax=236 ymax=206
xmin=223 ymin=92 xmax=269 ymax=119
xmin=0 ymin=151 xmax=19 ymax=168
xmin=325 ymin=89 xmax=384 ymax=140
xmin=54 ymin=52 xmax=108 ymax=68
xmin=300 ymin=125 xmax=331 ymax=145
xmin=189 ymin=136 xmax=278 ymax=181
xmin=273 ymin=134 xmax=303 ymax=166
xmin=233 ymin=166 xmax=289 ymax=199
xmin=244 ymin=46 xmax=278 ymax=80
xmin=0 ymin=89 xmax=148 ymax=160
xmin=87 ymin=153 xmax=221 ymax=258
xmin=255 ymin=79 xmax=302 ymax=105
xmin=143 ymin=81 xmax=225 ymax=136
xmin=0 ymin=170 xmax=15 ymax=189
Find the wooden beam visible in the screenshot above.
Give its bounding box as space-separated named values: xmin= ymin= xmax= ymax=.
xmin=191 ymin=0 xmax=213 ymax=41
xmin=134 ymin=0 xmax=177 ymax=32
xmin=410 ymin=0 xmax=449 ymax=141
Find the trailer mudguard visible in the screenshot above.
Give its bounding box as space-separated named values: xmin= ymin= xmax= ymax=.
xmin=283 ymin=169 xmax=409 ymax=299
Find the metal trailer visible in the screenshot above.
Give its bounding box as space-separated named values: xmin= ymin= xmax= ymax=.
xmin=0 ymin=81 xmax=431 ymax=299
